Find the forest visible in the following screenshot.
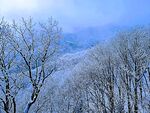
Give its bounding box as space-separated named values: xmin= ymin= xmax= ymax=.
xmin=0 ymin=18 xmax=150 ymax=113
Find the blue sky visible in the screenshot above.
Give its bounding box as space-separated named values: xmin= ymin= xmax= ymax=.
xmin=0 ymin=0 xmax=150 ymax=32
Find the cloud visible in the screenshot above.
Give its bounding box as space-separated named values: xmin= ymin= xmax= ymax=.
xmin=0 ymin=0 xmax=38 ymax=14
xmin=0 ymin=0 xmax=150 ymax=32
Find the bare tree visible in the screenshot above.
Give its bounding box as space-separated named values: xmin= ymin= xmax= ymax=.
xmin=9 ymin=18 xmax=61 ymax=113
xmin=0 ymin=17 xmax=61 ymax=113
xmin=0 ymin=18 xmax=20 ymax=113
xmin=56 ymin=27 xmax=150 ymax=113
xmin=114 ymin=28 xmax=150 ymax=113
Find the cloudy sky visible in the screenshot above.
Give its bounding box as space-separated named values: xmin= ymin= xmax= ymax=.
xmin=0 ymin=0 xmax=150 ymax=32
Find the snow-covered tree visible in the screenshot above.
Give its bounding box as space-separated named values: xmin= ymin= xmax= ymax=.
xmin=0 ymin=18 xmax=61 ymax=113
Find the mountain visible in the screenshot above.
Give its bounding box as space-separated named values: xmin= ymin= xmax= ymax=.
xmin=61 ymin=25 xmax=126 ymax=53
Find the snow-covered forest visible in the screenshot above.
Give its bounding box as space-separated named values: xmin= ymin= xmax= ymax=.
xmin=0 ymin=17 xmax=150 ymax=113
xmin=1 ymin=0 xmax=150 ymax=113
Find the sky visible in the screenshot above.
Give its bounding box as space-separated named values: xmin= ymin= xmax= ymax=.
xmin=0 ymin=0 xmax=150 ymax=32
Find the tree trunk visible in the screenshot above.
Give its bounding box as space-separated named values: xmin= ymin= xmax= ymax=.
xmin=148 ymin=67 xmax=150 ymax=81
xmin=108 ymin=74 xmax=114 ymax=113
xmin=13 ymin=98 xmax=16 ymax=113
xmin=126 ymin=75 xmax=131 ymax=113
xmin=127 ymin=91 xmax=131 ymax=113
xmin=139 ymin=81 xmax=143 ymax=104
xmin=4 ymin=76 xmax=10 ymax=113
xmin=134 ymin=78 xmax=138 ymax=113
xmin=109 ymin=84 xmax=114 ymax=113
xmin=24 ymin=101 xmax=34 ymax=113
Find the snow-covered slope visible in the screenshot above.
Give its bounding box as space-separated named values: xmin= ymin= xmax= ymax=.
xmin=15 ymin=50 xmax=88 ymax=112
xmin=52 ymin=50 xmax=88 ymax=85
